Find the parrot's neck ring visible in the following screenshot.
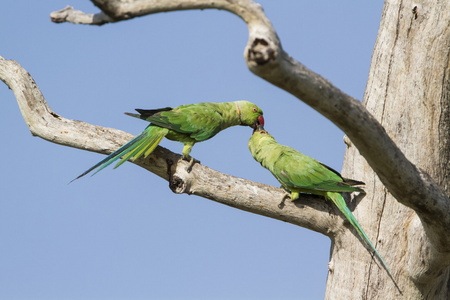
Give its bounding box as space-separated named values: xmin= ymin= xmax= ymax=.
xmin=235 ymin=102 xmax=243 ymax=124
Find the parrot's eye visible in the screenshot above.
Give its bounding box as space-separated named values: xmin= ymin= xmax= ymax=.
xmin=252 ymin=107 xmax=258 ymax=112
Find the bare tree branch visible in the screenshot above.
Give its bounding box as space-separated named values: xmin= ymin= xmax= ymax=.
xmin=49 ymin=0 xmax=450 ymax=250
xmin=0 ymin=54 xmax=341 ymax=238
xmin=50 ymin=5 xmax=112 ymax=25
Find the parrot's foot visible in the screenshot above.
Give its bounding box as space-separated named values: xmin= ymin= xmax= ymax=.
xmin=182 ymin=156 xmax=200 ymax=173
xmin=278 ymin=193 xmax=291 ymax=209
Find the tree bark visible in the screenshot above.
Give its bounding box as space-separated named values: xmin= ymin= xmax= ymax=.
xmin=1 ymin=0 xmax=448 ymax=298
xmin=338 ymin=1 xmax=450 ymax=299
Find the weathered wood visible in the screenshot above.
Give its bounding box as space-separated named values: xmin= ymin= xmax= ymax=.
xmin=338 ymin=1 xmax=450 ymax=298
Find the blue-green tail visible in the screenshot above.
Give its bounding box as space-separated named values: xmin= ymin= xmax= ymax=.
xmin=71 ymin=126 xmax=168 ymax=182
xmin=327 ymin=192 xmax=402 ymax=293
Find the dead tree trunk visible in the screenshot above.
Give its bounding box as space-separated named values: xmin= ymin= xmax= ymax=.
xmin=338 ymin=1 xmax=450 ymax=299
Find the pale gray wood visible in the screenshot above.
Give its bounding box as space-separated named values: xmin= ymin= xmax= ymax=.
xmin=337 ymin=1 xmax=450 ymax=298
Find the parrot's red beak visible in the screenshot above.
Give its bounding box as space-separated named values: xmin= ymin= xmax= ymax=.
xmin=258 ymin=115 xmax=264 ymax=127
xmin=253 ymin=115 xmax=265 ymax=133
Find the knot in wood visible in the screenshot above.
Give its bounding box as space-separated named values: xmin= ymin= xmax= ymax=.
xmin=247 ymin=38 xmax=276 ymax=65
xmin=169 ymin=175 xmax=188 ymax=194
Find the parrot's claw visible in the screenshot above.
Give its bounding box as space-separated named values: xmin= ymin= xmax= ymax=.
xmin=182 ymin=156 xmax=200 ymax=173
xmin=278 ymin=193 xmax=291 ymax=209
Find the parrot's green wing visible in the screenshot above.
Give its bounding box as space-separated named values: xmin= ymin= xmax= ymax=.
xmin=271 ymin=146 xmax=362 ymax=194
xmin=136 ymin=103 xmax=225 ymax=142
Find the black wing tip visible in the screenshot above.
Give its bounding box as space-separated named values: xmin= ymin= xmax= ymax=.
xmin=343 ymin=177 xmax=366 ymax=186
xmin=124 ymin=112 xmax=143 ymax=120
xmin=135 ymin=107 xmax=173 ymax=116
xmin=354 ymin=186 xmax=366 ymax=193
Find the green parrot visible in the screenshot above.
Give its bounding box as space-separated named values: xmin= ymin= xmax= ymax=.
xmin=248 ymin=126 xmax=401 ymax=291
xmin=73 ymin=101 xmax=264 ymax=180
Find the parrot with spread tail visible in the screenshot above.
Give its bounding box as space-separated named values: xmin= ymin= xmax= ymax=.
xmin=73 ymin=100 xmax=264 ymax=181
xmin=248 ymin=126 xmax=401 ymax=292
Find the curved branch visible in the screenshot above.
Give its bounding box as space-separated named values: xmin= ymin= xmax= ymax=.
xmin=49 ymin=0 xmax=450 ymax=250
xmin=0 ymin=54 xmax=339 ymax=237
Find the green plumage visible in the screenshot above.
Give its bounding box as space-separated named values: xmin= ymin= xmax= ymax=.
xmin=73 ymin=101 xmax=263 ymax=181
xmin=249 ymin=128 xmax=400 ymax=290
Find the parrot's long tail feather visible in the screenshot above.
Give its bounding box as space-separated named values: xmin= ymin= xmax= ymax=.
xmin=326 ymin=192 xmax=402 ymax=294
xmin=70 ymin=126 xmax=168 ymax=182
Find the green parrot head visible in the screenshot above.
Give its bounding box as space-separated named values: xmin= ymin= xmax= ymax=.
xmin=235 ymin=100 xmax=264 ymax=130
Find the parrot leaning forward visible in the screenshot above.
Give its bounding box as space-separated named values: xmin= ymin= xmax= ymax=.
xmin=248 ymin=126 xmax=401 ymax=293
xmin=72 ymin=101 xmax=264 ymax=181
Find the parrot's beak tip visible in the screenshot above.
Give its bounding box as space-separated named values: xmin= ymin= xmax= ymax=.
xmin=251 ymin=115 xmax=265 ymax=134
xmin=252 ymin=115 xmax=265 ymax=129
xmin=252 ymin=123 xmax=265 ymax=135
xmin=258 ymin=115 xmax=264 ymax=127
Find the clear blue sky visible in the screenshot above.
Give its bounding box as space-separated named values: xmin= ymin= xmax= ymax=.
xmin=0 ymin=1 xmax=383 ymax=299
